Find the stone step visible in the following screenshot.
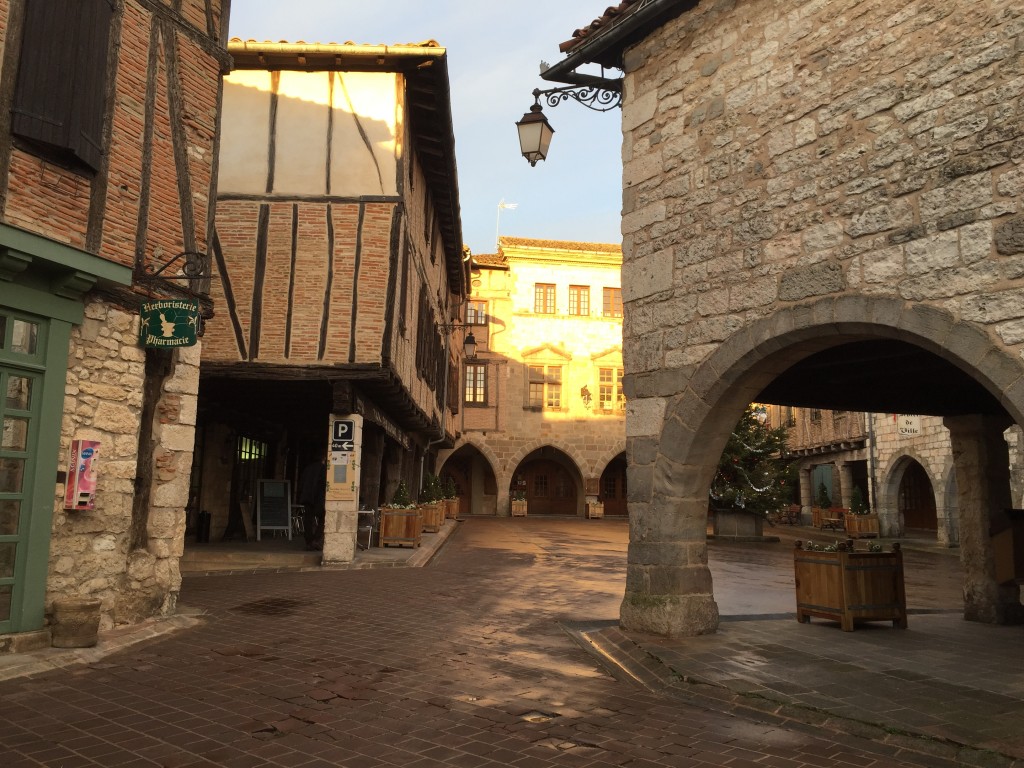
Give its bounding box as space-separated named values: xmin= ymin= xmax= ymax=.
xmin=180 ymin=547 xmax=321 ymax=572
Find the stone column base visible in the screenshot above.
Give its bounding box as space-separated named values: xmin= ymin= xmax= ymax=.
xmin=620 ymin=592 xmax=720 ymax=637
xmin=322 ymin=505 xmax=356 ymax=565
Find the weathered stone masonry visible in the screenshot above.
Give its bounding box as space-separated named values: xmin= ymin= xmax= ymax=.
xmin=0 ymin=0 xmax=229 ymax=648
xmin=615 ymin=0 xmax=1024 ymax=634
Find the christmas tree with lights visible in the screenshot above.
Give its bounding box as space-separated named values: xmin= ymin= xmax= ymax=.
xmin=709 ymin=406 xmax=795 ymax=518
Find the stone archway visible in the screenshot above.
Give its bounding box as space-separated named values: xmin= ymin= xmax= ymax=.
xmin=510 ymin=446 xmax=585 ymax=516
xmin=880 ymin=450 xmax=943 ymax=539
xmin=438 ymin=441 xmax=499 ymax=516
xmin=598 ymin=453 xmax=628 ymax=516
xmin=897 ymin=459 xmax=938 ymax=532
xmin=623 ymin=298 xmax=1024 ymax=636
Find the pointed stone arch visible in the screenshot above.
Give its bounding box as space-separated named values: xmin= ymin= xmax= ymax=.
xmin=506 ymin=438 xmax=587 ymax=480
xmin=437 ymin=436 xmax=502 ymax=516
xmin=438 ymin=435 xmax=501 ymax=479
xmin=593 ymin=441 xmax=628 ymax=480
xmin=880 ymin=450 xmax=943 ymax=537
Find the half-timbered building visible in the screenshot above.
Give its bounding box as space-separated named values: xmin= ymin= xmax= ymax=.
xmin=196 ymin=40 xmax=468 ymax=565
xmin=0 ymin=0 xmax=230 ymax=651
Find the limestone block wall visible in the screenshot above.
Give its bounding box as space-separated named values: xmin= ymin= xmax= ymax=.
xmin=872 ymin=414 xmax=958 ymax=541
xmin=615 ymin=0 xmax=1023 ymax=635
xmin=872 ymin=414 xmax=1024 ymax=543
xmin=621 ymin=0 xmax=1023 ymax=384
xmin=447 ymin=240 xmax=627 ymax=512
xmin=50 ymin=301 xmax=198 ymax=629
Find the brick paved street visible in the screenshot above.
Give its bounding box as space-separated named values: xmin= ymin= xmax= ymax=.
xmin=0 ymin=518 xmax=1017 ymax=768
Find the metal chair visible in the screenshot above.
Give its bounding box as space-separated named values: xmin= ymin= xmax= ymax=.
xmin=357 ymin=508 xmax=379 ymax=550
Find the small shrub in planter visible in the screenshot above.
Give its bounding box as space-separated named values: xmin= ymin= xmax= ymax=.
xmin=380 ymin=481 xmax=421 ymax=547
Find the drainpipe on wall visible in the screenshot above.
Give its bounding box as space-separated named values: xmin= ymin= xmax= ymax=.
xmin=421 ymin=319 xmax=455 ymax=499
xmin=866 ymin=411 xmax=879 ymax=513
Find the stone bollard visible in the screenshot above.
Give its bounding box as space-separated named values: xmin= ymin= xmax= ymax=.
xmin=50 ymin=597 xmax=102 ymax=648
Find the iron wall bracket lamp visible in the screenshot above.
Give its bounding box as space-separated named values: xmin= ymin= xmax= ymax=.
xmin=441 ymin=322 xmax=478 ymax=358
xmin=516 ymin=83 xmax=622 ymax=166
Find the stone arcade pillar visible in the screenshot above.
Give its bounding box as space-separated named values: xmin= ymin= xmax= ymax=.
xmin=943 ymin=414 xmax=1023 ymax=624
xmin=359 ymin=425 xmax=385 ymax=510
xmin=838 ymin=462 xmax=854 ymax=509
xmin=619 ymin=496 xmax=719 ymax=637
xmin=323 ymin=413 xmax=362 ymax=565
xmin=799 ymin=465 xmax=814 ymax=524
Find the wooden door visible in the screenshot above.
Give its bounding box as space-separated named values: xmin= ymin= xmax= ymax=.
xmin=600 ymin=457 xmax=628 ymax=516
xmin=899 ymin=462 xmax=937 ymax=531
xmin=516 ymin=460 xmax=576 ymax=515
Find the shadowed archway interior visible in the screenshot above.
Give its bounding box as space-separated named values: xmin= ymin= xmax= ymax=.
xmin=757 ymin=340 xmax=1007 ymax=418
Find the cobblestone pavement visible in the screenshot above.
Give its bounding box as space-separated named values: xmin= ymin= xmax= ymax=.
xmin=0 ymin=517 xmax=1019 ymax=768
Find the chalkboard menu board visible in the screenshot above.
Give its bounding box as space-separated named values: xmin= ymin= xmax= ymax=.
xmin=257 ymin=479 xmax=292 ymax=540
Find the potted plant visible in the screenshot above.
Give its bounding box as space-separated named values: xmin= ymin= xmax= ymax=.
xmin=380 ymin=480 xmax=421 ymax=548
xmin=844 ymin=486 xmax=879 ymax=538
xmin=812 ymin=483 xmax=832 ymax=529
xmin=586 ymin=496 xmax=604 ymax=519
xmin=510 ymin=489 xmax=528 ymax=517
xmin=443 ymin=475 xmax=459 ymax=519
xmin=419 ymin=473 xmax=444 ymax=533
xmin=794 ymin=539 xmax=907 ymax=631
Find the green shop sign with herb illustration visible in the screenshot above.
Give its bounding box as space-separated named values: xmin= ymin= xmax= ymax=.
xmin=139 ymin=300 xmax=200 ymax=348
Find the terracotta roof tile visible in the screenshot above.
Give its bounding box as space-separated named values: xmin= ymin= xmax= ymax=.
xmin=499 ymin=236 xmax=621 ymax=254
xmin=559 ymin=2 xmax=640 ymax=53
xmin=472 ymin=253 xmax=508 ymax=268
xmin=229 ymin=37 xmax=442 ymax=49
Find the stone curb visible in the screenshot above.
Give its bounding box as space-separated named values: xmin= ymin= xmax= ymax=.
xmin=568 ymin=624 xmax=1023 ymax=768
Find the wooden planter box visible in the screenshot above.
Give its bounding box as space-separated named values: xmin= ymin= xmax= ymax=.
xmin=380 ymin=507 xmax=422 ymax=548
xmin=712 ymin=508 xmax=764 ymax=539
xmin=586 ymin=501 xmax=604 ymax=519
xmin=844 ymin=513 xmax=880 ymax=538
xmin=794 ymin=540 xmax=907 ymax=631
xmin=444 ymin=498 xmax=459 ymax=519
xmin=419 ymin=502 xmax=443 ymax=533
xmin=511 ymin=500 xmax=528 ymax=517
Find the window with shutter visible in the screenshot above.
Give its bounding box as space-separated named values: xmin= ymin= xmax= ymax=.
xmin=11 ymin=0 xmax=114 ymax=173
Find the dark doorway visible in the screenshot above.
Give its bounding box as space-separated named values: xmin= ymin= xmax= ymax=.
xmin=511 ymin=447 xmax=582 ymax=516
xmin=600 ymin=454 xmax=627 ymax=516
xmin=899 ymin=460 xmax=938 ymax=531
xmin=440 ymin=444 xmax=498 ymax=515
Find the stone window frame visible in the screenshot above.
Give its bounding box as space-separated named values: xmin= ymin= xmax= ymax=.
xmin=526 ymin=364 xmax=562 ymax=410
xmin=464 ymin=362 xmax=487 ymax=406
xmin=568 ymin=285 xmax=590 ymax=316
xmin=534 ymin=283 xmax=556 ymax=314
xmin=602 ymin=287 xmax=622 ymax=318
xmin=597 ymin=367 xmax=625 ymax=413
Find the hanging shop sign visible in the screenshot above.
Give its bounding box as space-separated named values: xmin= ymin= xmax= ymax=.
xmin=139 ymin=299 xmax=200 ymax=348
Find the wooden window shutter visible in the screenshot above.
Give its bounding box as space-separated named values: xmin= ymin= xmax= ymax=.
xmin=12 ymin=0 xmax=114 ymax=172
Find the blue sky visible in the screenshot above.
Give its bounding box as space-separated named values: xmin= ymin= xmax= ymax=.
xmin=227 ymin=2 xmax=624 ymax=256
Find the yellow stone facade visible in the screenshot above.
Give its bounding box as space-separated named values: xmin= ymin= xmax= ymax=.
xmin=438 ymin=238 xmax=627 ymax=517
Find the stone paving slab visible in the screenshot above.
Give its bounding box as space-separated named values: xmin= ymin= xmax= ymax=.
xmin=572 ymin=611 xmax=1024 ymax=767
xmin=1 ymin=517 xmax=1019 ymax=768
